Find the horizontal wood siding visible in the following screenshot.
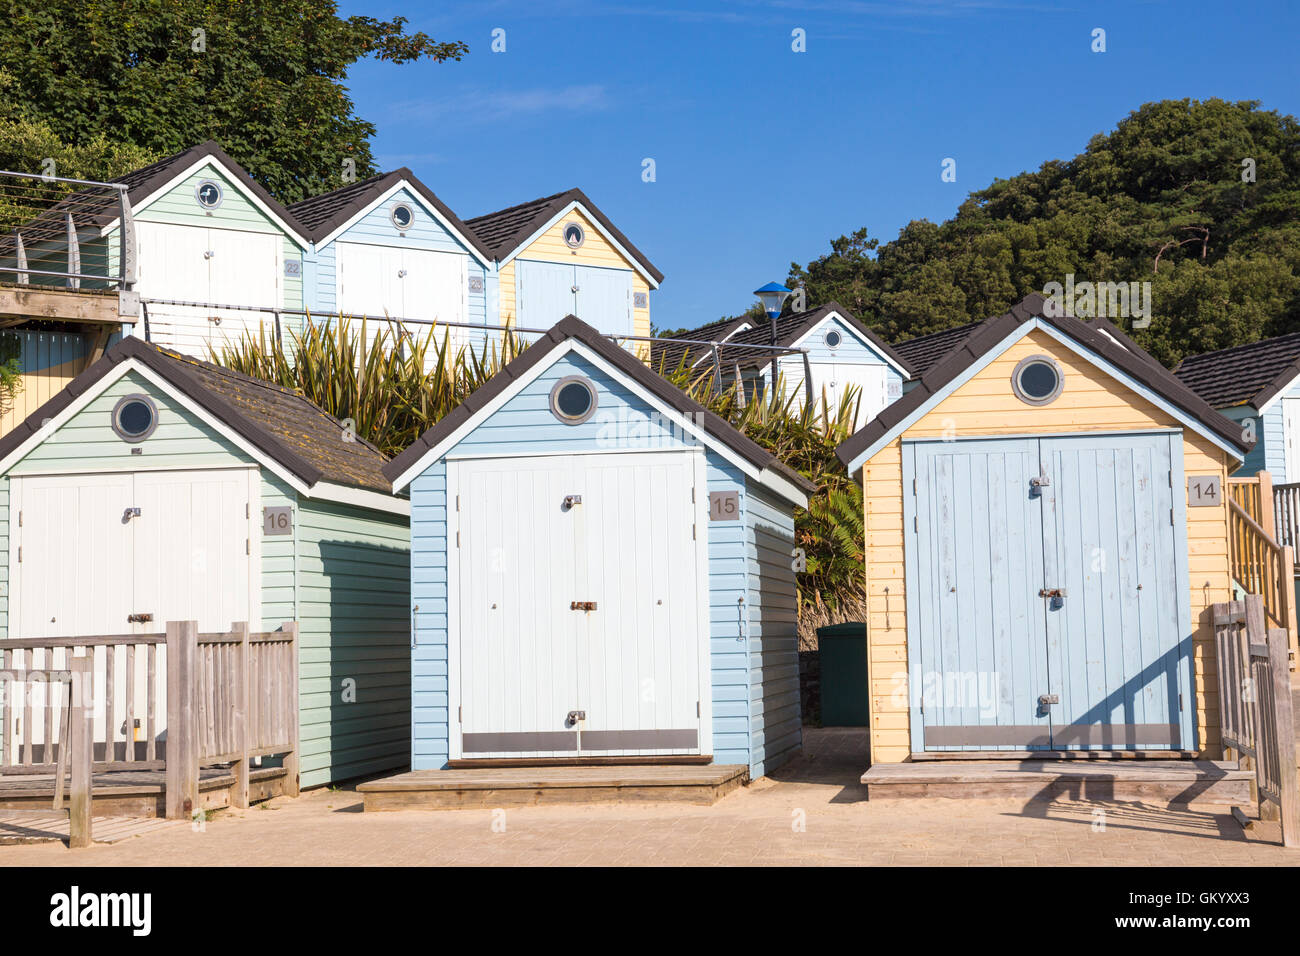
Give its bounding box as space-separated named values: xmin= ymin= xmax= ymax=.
xmin=708 ymin=457 xmax=751 ymax=767
xmin=745 ymin=482 xmax=801 ymax=775
xmin=861 ymin=327 xmax=1233 ymax=762
xmin=8 ymin=370 xmax=249 ymax=475
xmin=410 ymin=462 xmax=449 ymax=769
xmin=448 ymin=352 xmax=693 ymax=457
xmin=295 ymin=498 xmax=411 ymax=787
xmin=1 ymin=330 xmax=93 ymax=437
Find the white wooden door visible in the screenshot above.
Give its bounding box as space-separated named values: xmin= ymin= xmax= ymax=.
xmin=834 ymin=363 xmax=888 ymax=423
xmin=206 ymin=230 xmax=280 ymax=353
xmin=135 ymin=221 xmax=214 ymax=356
xmin=131 ymin=470 xmax=252 ymax=632
xmin=454 ymin=457 xmax=580 ymax=758
xmin=573 ymin=265 xmax=633 ymax=337
xmin=9 ymin=469 xmax=253 ymax=756
xmin=10 ymin=474 xmax=136 ymax=639
xmin=575 ymin=453 xmax=701 ymax=755
xmin=400 ymin=248 xmax=468 ymax=362
xmin=452 ymin=452 xmax=704 ymax=759
xmin=516 ymin=260 xmax=577 ymax=333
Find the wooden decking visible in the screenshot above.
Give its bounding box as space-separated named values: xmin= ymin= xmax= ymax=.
xmin=358 ymin=764 xmax=750 ymax=811
xmin=861 ymin=759 xmax=1254 ymax=806
xmin=0 ymin=765 xmax=288 ymax=817
xmin=0 ymin=810 xmax=184 ymax=846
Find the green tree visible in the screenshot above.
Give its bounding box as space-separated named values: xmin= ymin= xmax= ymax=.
xmin=0 ymin=1 xmax=467 ymax=202
xmin=783 ymin=99 xmax=1300 ymax=367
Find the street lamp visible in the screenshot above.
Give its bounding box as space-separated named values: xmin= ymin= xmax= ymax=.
xmin=753 ymin=281 xmax=792 ymax=395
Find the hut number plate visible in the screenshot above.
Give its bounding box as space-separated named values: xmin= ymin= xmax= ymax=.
xmin=264 ymin=506 xmax=293 ymax=536
xmin=1187 ymin=476 xmax=1220 ymax=507
xmin=709 ymin=491 xmax=740 ymax=521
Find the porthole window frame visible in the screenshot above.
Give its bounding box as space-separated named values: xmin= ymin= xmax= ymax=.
xmin=562 ymin=221 xmax=586 ymax=249
xmin=111 ymin=393 xmax=160 ymax=443
xmin=823 ymin=328 xmax=843 ymax=350
xmin=1011 ymin=354 xmax=1064 ymax=406
xmin=194 ymin=179 xmax=224 ymax=210
xmin=390 ymin=202 xmax=415 ymax=231
xmin=549 ymin=375 xmax=598 ymax=425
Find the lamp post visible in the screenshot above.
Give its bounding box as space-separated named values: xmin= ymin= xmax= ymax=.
xmin=753 ymin=282 xmax=792 ymax=397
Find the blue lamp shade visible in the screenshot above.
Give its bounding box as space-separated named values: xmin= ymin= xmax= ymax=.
xmin=753 ymin=281 xmax=793 ymax=318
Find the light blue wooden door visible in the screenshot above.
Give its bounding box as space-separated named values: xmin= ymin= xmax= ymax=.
xmin=573 ymin=265 xmax=633 ymax=336
xmin=1039 ymin=433 xmax=1193 ymax=750
xmin=516 ymin=260 xmax=576 ymax=336
xmin=908 ymin=438 xmax=1052 ymax=751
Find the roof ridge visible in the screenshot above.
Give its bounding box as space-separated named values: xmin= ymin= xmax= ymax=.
xmin=465 ymin=189 xmax=576 ymax=224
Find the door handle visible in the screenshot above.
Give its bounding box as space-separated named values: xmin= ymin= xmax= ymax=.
xmin=128 ymin=613 xmax=154 ymax=624
xmin=1038 ymin=694 xmax=1059 ymax=707
xmin=570 ymin=601 xmax=597 ymax=611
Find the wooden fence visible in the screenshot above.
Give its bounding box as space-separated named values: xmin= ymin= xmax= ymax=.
xmin=0 ymin=621 xmax=298 ymax=826
xmin=0 ymin=657 xmax=93 ymax=846
xmin=1212 ymin=594 xmax=1300 ymax=847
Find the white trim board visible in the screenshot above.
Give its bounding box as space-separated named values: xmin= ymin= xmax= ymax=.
xmin=843 ymin=316 xmax=1245 ymax=472
xmin=389 ymin=338 xmax=809 ymax=508
xmin=98 ymin=156 xmax=310 ymax=249
xmin=497 ymin=200 xmax=660 ymax=288
xmin=311 ymin=179 xmax=492 ymax=268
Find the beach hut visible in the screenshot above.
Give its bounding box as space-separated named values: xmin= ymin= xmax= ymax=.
xmin=384 ymin=315 xmax=813 ymax=777
xmin=0 ymin=337 xmax=410 ymax=787
xmin=835 ymin=293 xmax=1253 ymax=764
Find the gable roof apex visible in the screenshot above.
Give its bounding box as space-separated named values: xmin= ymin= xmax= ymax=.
xmin=465 ymin=187 xmax=664 ymax=283
xmin=0 ymin=337 xmax=393 ymax=494
xmin=384 ymin=314 xmax=815 ymax=503
xmin=835 ymin=292 xmax=1251 ymax=471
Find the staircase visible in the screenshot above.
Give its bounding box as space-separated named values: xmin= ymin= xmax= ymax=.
xmin=1227 ymin=471 xmax=1299 ymax=662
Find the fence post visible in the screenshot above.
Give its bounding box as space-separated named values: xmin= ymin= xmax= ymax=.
xmin=1243 ymin=595 xmax=1266 ymax=806
xmin=231 ymin=622 xmax=250 ymax=809
xmin=165 ymin=621 xmax=199 ymax=820
xmin=1267 ymin=626 xmax=1300 ymax=847
xmin=68 ymin=657 xmax=92 ymax=848
xmin=283 ymin=621 xmax=300 ymax=798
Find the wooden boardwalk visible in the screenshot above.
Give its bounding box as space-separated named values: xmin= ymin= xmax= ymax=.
xmin=359 ymin=764 xmax=750 ymax=810
xmin=0 ymin=765 xmax=288 ymax=816
xmin=0 ymin=810 xmax=184 ymax=845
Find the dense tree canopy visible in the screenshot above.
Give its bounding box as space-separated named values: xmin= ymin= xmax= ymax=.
xmin=785 ymin=99 xmax=1300 ymax=367
xmin=0 ymin=0 xmax=466 ymax=202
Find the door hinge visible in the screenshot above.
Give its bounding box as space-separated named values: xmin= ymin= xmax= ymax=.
xmin=912 ymin=477 xmax=916 ymax=496
xmin=919 ymin=698 xmax=924 ymax=715
xmin=458 ymin=705 xmax=462 ymax=724
xmin=696 ymin=700 xmax=700 ymax=717
xmin=455 ymin=494 xmax=459 ymax=512
xmin=16 ymin=545 xmax=20 ymax=563
xmin=1179 ymin=693 xmax=1183 ymax=710
xmin=16 ymin=510 xmax=21 ymax=528
xmin=913 ymin=515 xmax=918 ymax=533
xmin=456 ymin=530 xmax=460 ymax=547
xmin=246 ymin=538 xmax=250 ymax=555
xmin=1170 ymin=507 xmax=1175 ymax=526
xmin=246 ymin=502 xmax=249 ymax=519
xmin=692 ymin=523 xmax=696 ymax=540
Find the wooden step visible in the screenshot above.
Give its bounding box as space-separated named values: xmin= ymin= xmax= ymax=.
xmin=861 ymin=760 xmax=1253 ymax=806
xmin=358 ymin=764 xmax=750 ymax=811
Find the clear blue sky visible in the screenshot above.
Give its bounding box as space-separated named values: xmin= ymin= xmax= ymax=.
xmin=339 ymin=0 xmax=1300 ymax=329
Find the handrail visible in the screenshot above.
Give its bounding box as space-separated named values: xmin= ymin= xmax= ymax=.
xmin=1227 ymin=498 xmax=1298 ymax=655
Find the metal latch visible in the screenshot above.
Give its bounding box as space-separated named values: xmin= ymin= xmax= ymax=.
xmin=570 ymin=601 xmax=597 ymax=611
xmin=566 ymin=710 xmax=586 ymax=725
xmin=128 ymin=612 xmax=154 ymax=624
xmin=1038 ymin=694 xmax=1059 ymax=706
xmin=1038 ymin=588 xmax=1066 ymax=599
xmin=1030 ymin=475 xmax=1051 ymax=487
xmin=122 ymin=507 xmax=141 ymax=521
xmin=563 ymin=494 xmax=583 ymax=509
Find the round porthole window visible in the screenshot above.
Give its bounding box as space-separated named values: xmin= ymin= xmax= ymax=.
xmin=1012 ymin=355 xmax=1064 ymax=406
xmin=563 ymin=222 xmax=585 ymax=249
xmin=195 ymin=180 xmax=223 ymax=210
xmin=390 ymin=203 xmax=414 ymax=231
xmin=112 ymin=394 xmax=159 ymax=442
xmin=824 ymin=328 xmax=843 ymax=350
xmin=549 ymin=375 xmax=598 ymax=424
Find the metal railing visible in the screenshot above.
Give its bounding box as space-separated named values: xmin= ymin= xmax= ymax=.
xmin=0 ymin=169 xmax=135 ymax=291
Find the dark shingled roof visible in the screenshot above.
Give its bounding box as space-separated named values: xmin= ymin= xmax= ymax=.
xmin=650 ymin=303 xmax=914 ymax=376
xmin=1 ymin=141 xmax=308 ymax=257
xmin=836 ymin=293 xmax=1253 ymax=470
xmin=287 ymin=168 xmax=493 ymax=260
xmin=465 ymin=187 xmax=664 ymax=283
xmin=385 ymin=314 xmax=816 ymax=500
xmin=0 ymin=337 xmax=393 ymax=494
xmin=1174 ymin=332 xmax=1300 ymax=410
xmin=648 ymin=316 xmax=753 ymax=372
xmin=892 ymin=321 xmax=982 ymax=376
